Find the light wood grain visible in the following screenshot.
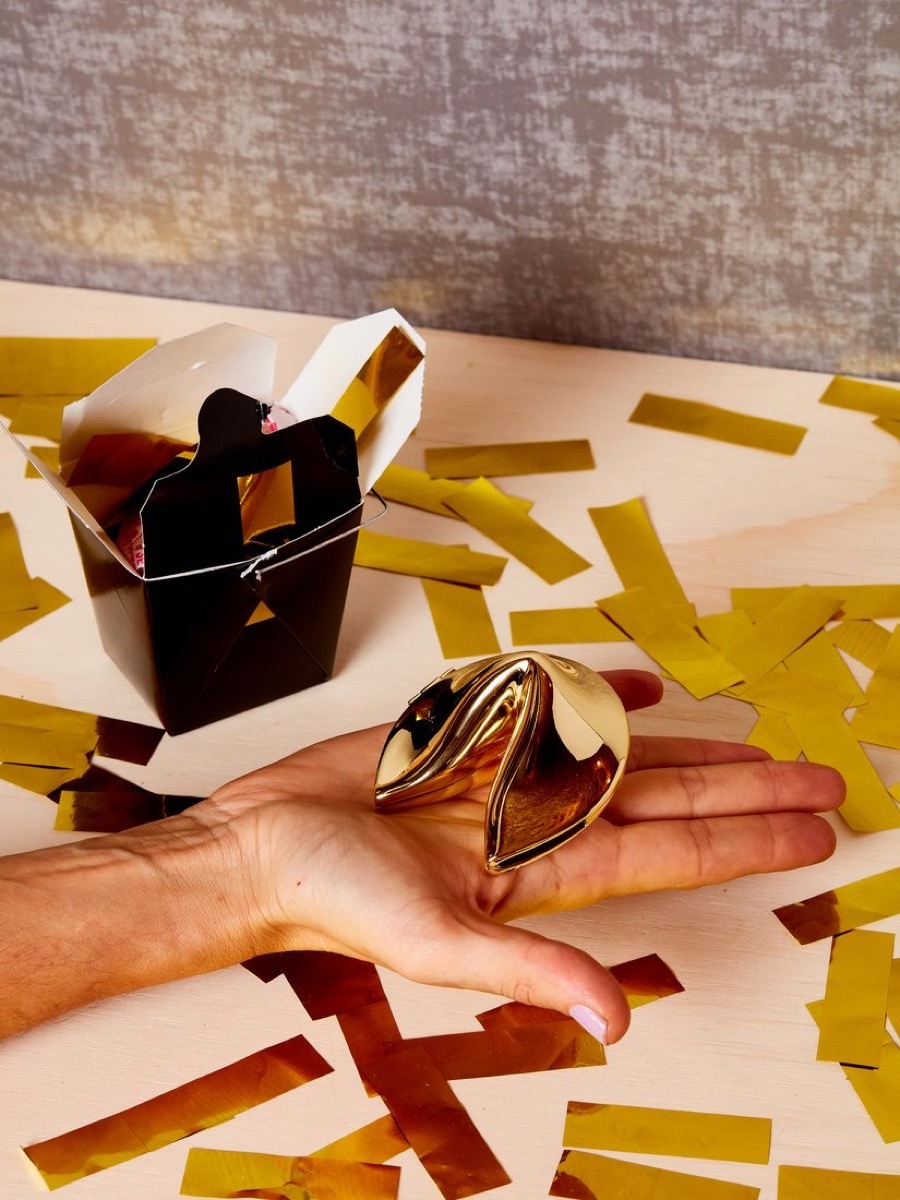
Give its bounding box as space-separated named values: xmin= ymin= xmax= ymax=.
xmin=2 ymin=281 xmax=900 ymax=1200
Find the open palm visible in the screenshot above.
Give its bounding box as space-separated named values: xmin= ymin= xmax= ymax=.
xmin=206 ymin=670 xmax=842 ymax=1043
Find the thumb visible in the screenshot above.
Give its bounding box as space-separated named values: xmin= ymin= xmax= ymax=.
xmin=418 ymin=917 xmax=632 ymax=1045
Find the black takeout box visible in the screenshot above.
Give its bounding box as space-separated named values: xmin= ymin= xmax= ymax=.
xmin=6 ymin=313 xmax=424 ymax=733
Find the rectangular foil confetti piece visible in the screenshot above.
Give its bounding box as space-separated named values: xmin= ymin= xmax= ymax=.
xmin=784 ymin=710 xmax=900 ymax=833
xmin=445 ymin=476 xmax=592 ymax=584
xmin=818 ymin=375 xmax=900 ymax=419
xmin=425 ymin=439 xmax=595 ymax=478
xmin=0 ymin=577 xmax=70 ymax=641
xmin=405 ymin=1016 xmax=606 ymax=1079
xmin=815 ymin=929 xmax=894 ymax=1068
xmin=773 ymin=866 xmax=900 ymax=944
xmin=180 ymin=1148 xmax=401 ymax=1199
xmin=598 ymin=588 xmax=742 ymax=700
xmin=829 ymin=619 xmax=891 ymax=670
xmin=779 ymin=1163 xmax=900 ymax=1199
xmin=851 ymin=626 xmax=900 ymax=750
xmin=281 ymin=951 xmax=387 ymax=1019
xmin=421 ymin=578 xmax=501 ymax=657
xmin=630 ymin=392 xmax=806 ymax=455
xmin=23 ymin=1035 xmax=333 ymax=1190
xmin=588 ymin=496 xmax=691 ymax=609
xmin=745 ymin=710 xmax=802 ymax=761
xmin=374 ymin=463 xmax=466 ymax=516
xmin=808 ymin=1002 xmax=900 ymax=1143
xmin=562 ymin=1101 xmax=771 ymax=1163
xmin=8 ymin=395 xmax=74 ymax=441
xmin=609 ymin=953 xmax=685 ymax=1008
xmin=0 ymin=511 xmax=38 ymax=613
xmin=550 ymin=1149 xmax=760 ymax=1200
xmin=354 ymin=529 xmax=507 ymax=586
xmin=732 ymin=584 xmax=900 ymax=622
xmin=725 ymin=586 xmax=843 ymax=689
xmin=363 ymin=1044 xmax=511 ymax=1200
xmin=53 ymin=787 xmax=199 ymax=832
xmin=0 ymin=336 xmax=157 ymax=396
xmin=509 ymin=606 xmax=629 ymax=645
xmin=310 ymin=1114 xmax=409 ymax=1163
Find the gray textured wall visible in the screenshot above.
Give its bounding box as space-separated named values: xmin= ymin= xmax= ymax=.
xmin=2 ymin=0 xmax=899 ymax=376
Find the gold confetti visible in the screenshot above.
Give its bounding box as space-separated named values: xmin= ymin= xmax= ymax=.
xmin=818 ymin=375 xmax=900 ymax=420
xmin=421 ymin=578 xmax=501 ymax=657
xmin=774 ymin=866 xmax=900 ymax=944
xmin=631 ymin=392 xmax=806 ymax=455
xmin=815 ymin=930 xmax=894 ymax=1068
xmin=354 ymin=529 xmax=507 ymax=586
xmin=426 ymin=438 xmax=595 ymax=478
xmin=509 ymin=606 xmax=629 ymax=645
xmin=445 ymin=476 xmax=591 ymax=584
xmin=563 ymin=1101 xmax=771 ymax=1164
xmin=180 ymin=1148 xmax=400 ymax=1199
xmin=550 ymin=1149 xmax=760 ymax=1199
xmin=23 ymin=1035 xmax=333 ymax=1189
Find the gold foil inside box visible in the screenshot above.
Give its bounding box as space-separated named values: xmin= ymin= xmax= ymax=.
xmin=3 ymin=315 xmax=424 ymax=733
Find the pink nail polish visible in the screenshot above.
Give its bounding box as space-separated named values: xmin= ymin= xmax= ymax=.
xmin=569 ymin=1004 xmax=609 ymax=1044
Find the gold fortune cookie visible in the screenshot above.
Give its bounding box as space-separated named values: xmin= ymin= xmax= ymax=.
xmin=375 ymin=653 xmax=630 ymax=872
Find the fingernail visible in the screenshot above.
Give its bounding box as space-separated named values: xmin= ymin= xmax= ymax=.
xmin=568 ymin=1004 xmax=608 ymax=1044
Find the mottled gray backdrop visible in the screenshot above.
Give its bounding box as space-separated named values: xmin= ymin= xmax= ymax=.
xmin=2 ymin=0 xmax=898 ymax=376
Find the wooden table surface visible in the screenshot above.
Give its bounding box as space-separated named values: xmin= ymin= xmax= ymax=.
xmin=2 ymin=280 xmax=899 ymax=1199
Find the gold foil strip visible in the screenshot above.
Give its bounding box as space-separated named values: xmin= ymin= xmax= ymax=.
xmin=609 ymin=953 xmax=685 ymax=1008
xmin=598 ymin=588 xmax=742 ymax=700
xmin=280 ymin=951 xmax=387 ymax=1019
xmin=773 ymin=866 xmax=900 ymax=944
xmin=0 ymin=577 xmax=70 ymax=642
xmin=786 ymin=631 xmax=867 ymax=706
xmin=24 ymin=443 xmax=61 ymax=476
xmin=362 ymin=1044 xmax=511 ymax=1199
xmin=873 ymin=415 xmax=900 ymax=441
xmin=696 ymin=608 xmax=754 ymax=649
xmin=445 ymin=476 xmax=591 ymax=584
xmin=425 ymin=438 xmax=595 ymax=478
xmin=725 ymin=586 xmax=843 ymax=689
xmin=337 ymin=999 xmax=404 ymax=1095
xmin=310 ymin=1114 xmax=408 ymax=1163
xmin=778 ymin=1163 xmax=900 ymax=1199
xmin=732 ymin=584 xmax=900 ymax=622
xmin=745 ymin=710 xmax=802 ymax=761
xmin=0 ymin=336 xmax=156 ymax=396
xmin=784 ymin=710 xmax=900 ymax=832
xmin=562 ymin=1101 xmax=771 ymax=1163
xmin=238 ymin=460 xmax=297 ymax=545
xmin=331 ymin=326 xmax=424 ymax=441
xmin=829 ymin=619 xmax=891 ymax=670
xmin=0 ymin=511 xmax=38 ymax=613
xmin=815 ymin=929 xmax=893 ymax=1068
xmin=851 ymin=626 xmax=900 ymax=750
xmin=730 ymin=668 xmax=856 ymax=715
xmin=54 ymin=787 xmax=198 ymax=832
xmin=421 ymin=578 xmax=501 ymax=657
xmin=818 ymin=375 xmax=900 ymax=420
xmin=405 ymin=1017 xmax=606 ymax=1078
xmin=509 ymin=607 xmax=630 ymax=645
xmin=180 ymin=1148 xmax=401 ymax=1199
xmin=886 ymin=958 xmax=900 ymax=1037
xmin=7 ymin=395 xmax=74 ymax=441
xmin=93 ymin=716 xmax=164 ymax=765
xmin=375 ymin=463 xmax=465 ymax=516
xmin=588 ymin=496 xmax=691 ymax=609
xmin=0 ymin=762 xmax=88 ymax=794
xmin=630 ymin=392 xmax=807 ymax=455
xmin=550 ymin=1149 xmax=760 ymax=1200
xmin=23 ymin=1034 xmax=333 ymax=1190
xmin=808 ymin=1003 xmax=900 ymax=1143
xmin=354 ymin=529 xmax=507 ymax=586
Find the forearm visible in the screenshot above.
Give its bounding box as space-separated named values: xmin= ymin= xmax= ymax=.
xmin=0 ymin=811 xmax=271 ymax=1039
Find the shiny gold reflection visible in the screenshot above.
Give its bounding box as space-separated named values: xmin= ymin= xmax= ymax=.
xmin=23 ymin=1035 xmax=332 ymax=1190
xmin=376 ymin=652 xmax=629 ymax=872
xmin=180 ymin=1148 xmax=400 ymax=1199
xmin=331 ymin=326 xmax=423 ymax=438
xmin=364 ymin=1044 xmax=510 ymax=1199
xmin=774 ymin=867 xmax=900 ymax=944
xmin=310 ymin=1114 xmax=408 ymax=1163
xmin=425 ymin=438 xmax=595 ymax=479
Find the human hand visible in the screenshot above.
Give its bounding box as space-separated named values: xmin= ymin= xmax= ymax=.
xmin=203 ymin=670 xmax=843 ymax=1044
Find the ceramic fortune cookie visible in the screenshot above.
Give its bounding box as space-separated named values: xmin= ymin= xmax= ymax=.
xmin=374 ymin=652 xmax=630 ymax=872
